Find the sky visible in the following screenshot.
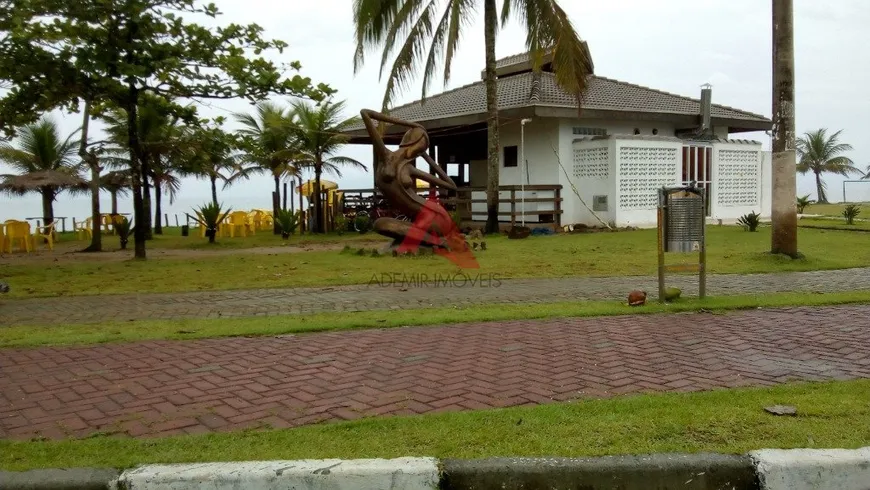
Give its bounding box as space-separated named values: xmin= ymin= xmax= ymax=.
xmin=3 ymin=0 xmax=870 ymax=222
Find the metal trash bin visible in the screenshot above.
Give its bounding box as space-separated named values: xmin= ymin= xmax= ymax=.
xmin=181 ymin=225 xmax=189 ymax=237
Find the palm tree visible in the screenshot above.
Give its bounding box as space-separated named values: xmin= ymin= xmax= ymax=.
xmin=288 ymin=99 xmax=365 ymax=233
xmin=100 ymin=170 xmax=132 ymax=215
xmin=862 ymin=164 xmax=870 ymax=180
xmin=149 ymin=157 xmax=182 ymax=234
xmin=796 ymin=129 xmax=860 ymax=203
xmin=180 ymin=125 xmax=258 ymax=206
xmin=101 ymin=99 xmax=188 ymax=237
xmin=353 ymin=0 xmax=593 ymax=233
xmin=0 ymin=117 xmax=81 ymax=229
xmin=234 ymin=102 xmax=299 ymax=234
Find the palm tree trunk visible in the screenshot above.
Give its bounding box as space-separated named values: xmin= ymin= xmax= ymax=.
xmin=483 ymin=0 xmax=500 ymax=234
xmin=78 ymin=101 xmax=102 ymax=252
xmin=153 ymin=181 xmax=163 ymax=234
xmin=815 ymin=171 xmax=827 ymax=203
xmin=40 ymin=188 xmax=55 ymax=231
xmin=111 ymin=190 xmax=119 ymax=215
xmin=210 ymin=175 xmax=218 ymax=206
xmin=314 ymin=161 xmax=324 ymax=233
xmin=273 ymin=175 xmax=281 ymax=234
xmin=770 ymin=0 xmax=798 ymax=257
xmin=142 ymin=168 xmax=153 ymax=239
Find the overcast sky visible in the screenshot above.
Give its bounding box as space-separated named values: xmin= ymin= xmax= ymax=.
xmin=4 ymin=0 xmax=870 ymax=219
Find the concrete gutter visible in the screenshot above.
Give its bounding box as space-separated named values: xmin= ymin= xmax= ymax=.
xmin=0 ymin=468 xmax=120 ymax=489
xmin=1 ymin=448 xmax=868 ymax=489
xmin=440 ymin=454 xmax=759 ymax=489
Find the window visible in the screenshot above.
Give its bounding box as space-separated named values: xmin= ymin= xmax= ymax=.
xmin=572 ymin=127 xmax=606 ymax=136
xmin=504 ymin=145 xmax=518 ymax=167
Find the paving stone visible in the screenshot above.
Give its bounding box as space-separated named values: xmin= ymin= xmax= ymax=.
xmin=2 ymin=305 xmax=870 ymax=439
xmin=2 ymin=268 xmax=870 ymax=326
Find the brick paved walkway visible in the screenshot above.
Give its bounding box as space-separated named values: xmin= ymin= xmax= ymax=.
xmin=3 ymin=267 xmax=870 ymax=325
xmin=2 ymin=305 xmax=869 ymax=440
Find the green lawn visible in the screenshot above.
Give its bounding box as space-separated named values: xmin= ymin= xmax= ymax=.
xmin=803 ymin=202 xmax=870 ymax=217
xmin=799 ymin=217 xmax=870 ymax=231
xmin=5 ymin=226 xmax=870 ymax=298
xmin=3 ymin=291 xmax=868 ymax=348
xmin=3 ymin=380 xmax=869 ymax=471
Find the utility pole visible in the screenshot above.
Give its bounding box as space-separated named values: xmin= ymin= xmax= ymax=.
xmin=771 ymin=0 xmax=799 ymax=257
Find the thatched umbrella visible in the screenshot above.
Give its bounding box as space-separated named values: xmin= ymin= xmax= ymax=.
xmin=0 ymin=170 xmax=88 ymax=195
xmin=99 ymin=170 xmax=133 ymax=215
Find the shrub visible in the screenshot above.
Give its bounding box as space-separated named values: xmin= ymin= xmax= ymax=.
xmin=843 ymin=204 xmax=861 ymax=225
xmin=796 ymin=195 xmax=815 ymax=214
xmin=450 ymin=208 xmax=463 ymax=229
xmin=354 ymin=213 xmax=372 ymax=234
xmin=334 ymin=214 xmax=347 ymax=235
xmin=114 ymin=216 xmax=134 ymax=250
xmin=276 ymin=209 xmax=299 ymax=238
xmin=192 ymin=202 xmax=232 ymax=243
xmin=737 ymin=211 xmax=761 ymax=232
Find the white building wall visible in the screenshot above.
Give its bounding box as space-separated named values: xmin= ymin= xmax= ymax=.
xmin=613 ymin=136 xmax=683 ymax=227
xmin=568 ymin=138 xmax=616 ymax=226
xmin=760 ymin=151 xmax=772 ymax=219
xmin=710 ymin=141 xmax=764 ymax=221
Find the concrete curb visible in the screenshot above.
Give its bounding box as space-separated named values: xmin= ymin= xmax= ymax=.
xmin=117 ymin=458 xmax=440 ymax=489
xmin=0 ymin=468 xmax=120 ymax=489
xmin=1 ymin=448 xmax=868 ymax=489
xmin=440 ymin=454 xmax=759 ymax=489
xmin=750 ymin=447 xmax=870 ymax=490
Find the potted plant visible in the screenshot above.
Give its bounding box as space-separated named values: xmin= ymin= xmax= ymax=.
xmin=276 ymin=209 xmax=300 ymax=239
xmin=192 ymin=202 xmax=231 ymax=243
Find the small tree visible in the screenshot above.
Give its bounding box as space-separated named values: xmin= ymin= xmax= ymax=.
xmin=0 ymin=0 xmax=331 ymax=258
xmin=796 ymin=194 xmax=814 ymax=214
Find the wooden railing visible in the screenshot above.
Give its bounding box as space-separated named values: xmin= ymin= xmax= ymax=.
xmin=339 ymin=185 xmax=563 ymax=229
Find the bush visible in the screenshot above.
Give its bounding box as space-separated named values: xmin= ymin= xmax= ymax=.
xmin=843 ymin=204 xmax=861 ymax=225
xmin=450 ymin=208 xmax=463 ymax=229
xmin=333 ymin=214 xmax=347 ymax=235
xmin=275 ymin=209 xmax=299 ymax=238
xmin=354 ymin=213 xmax=372 ymax=234
xmin=796 ymin=195 xmax=815 ymax=214
xmin=192 ymin=202 xmax=231 ymax=243
xmin=114 ymin=216 xmax=134 ymax=250
xmin=737 ymin=211 xmax=761 ymax=232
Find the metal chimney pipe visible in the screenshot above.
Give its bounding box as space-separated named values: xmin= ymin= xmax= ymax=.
xmin=700 ymin=83 xmax=712 ymax=133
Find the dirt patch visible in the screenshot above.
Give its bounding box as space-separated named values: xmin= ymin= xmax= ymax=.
xmin=0 ymin=238 xmax=389 ymax=266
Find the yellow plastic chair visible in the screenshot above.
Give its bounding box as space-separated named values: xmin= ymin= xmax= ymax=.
xmin=221 ymin=211 xmax=250 ymax=238
xmin=100 ymin=214 xmax=116 ymax=235
xmin=3 ymin=220 xmax=32 ymax=253
xmin=75 ymin=217 xmax=93 ymax=240
xmin=31 ymin=222 xmax=57 ymax=251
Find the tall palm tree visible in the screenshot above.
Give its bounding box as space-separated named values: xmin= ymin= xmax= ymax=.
xmin=0 ymin=117 xmax=81 ymax=229
xmin=234 ymin=102 xmax=299 ymax=234
xmin=796 ymin=129 xmax=860 ymax=203
xmin=353 ymin=0 xmax=593 ymax=233
xmin=149 ymin=157 xmax=182 ymax=234
xmin=100 ymin=170 xmax=132 ymax=215
xmin=771 ymin=0 xmax=798 ymax=257
xmin=862 ymin=164 xmax=870 ymax=180
xmin=289 ymin=99 xmax=365 ymax=233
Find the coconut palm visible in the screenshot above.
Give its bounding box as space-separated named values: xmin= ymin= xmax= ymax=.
xmin=288 ymin=99 xmax=365 ymax=233
xmin=353 ymin=0 xmax=593 ymax=233
xmin=0 ymin=118 xmax=81 ymax=229
xmin=863 ymin=164 xmax=870 ymax=180
xmin=796 ymin=129 xmax=860 ymax=203
xmin=234 ymin=102 xmax=300 ymax=234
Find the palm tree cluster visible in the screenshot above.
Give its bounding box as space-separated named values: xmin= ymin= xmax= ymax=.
xmin=0 ymin=95 xmax=363 ymax=248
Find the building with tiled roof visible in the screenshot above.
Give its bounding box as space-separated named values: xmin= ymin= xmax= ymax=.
xmin=347 ymin=51 xmax=772 ymax=229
